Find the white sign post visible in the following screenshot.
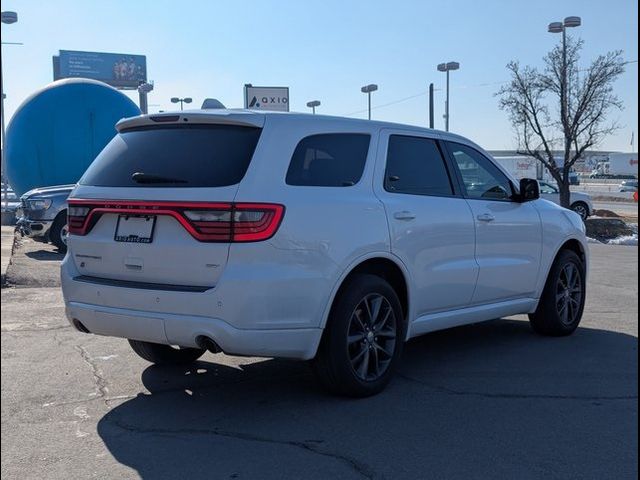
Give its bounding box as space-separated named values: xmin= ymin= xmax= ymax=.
xmin=244 ymin=85 xmax=290 ymax=112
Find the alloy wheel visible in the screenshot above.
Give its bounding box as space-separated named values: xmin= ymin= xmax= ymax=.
xmin=556 ymin=263 xmax=583 ymax=326
xmin=61 ymin=224 xmax=69 ymax=245
xmin=347 ymin=293 xmax=397 ymax=381
xmin=572 ymin=204 xmax=588 ymax=220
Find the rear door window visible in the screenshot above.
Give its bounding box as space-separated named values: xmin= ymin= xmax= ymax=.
xmin=286 ymin=134 xmax=371 ymax=187
xmin=80 ymin=125 xmax=262 ymax=187
xmin=384 ymin=135 xmax=454 ymax=196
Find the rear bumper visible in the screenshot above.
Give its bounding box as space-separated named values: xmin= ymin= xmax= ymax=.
xmin=65 ymin=301 xmax=322 ymax=360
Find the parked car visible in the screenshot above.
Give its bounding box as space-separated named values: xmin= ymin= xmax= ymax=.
xmin=619 ymin=180 xmax=638 ymax=193
xmin=569 ymin=170 xmax=581 ymax=186
xmin=538 ymin=181 xmax=593 ymax=220
xmin=1 ymin=183 xmax=21 ymax=224
xmin=17 ymin=184 xmax=74 ymax=252
xmin=61 ymin=110 xmax=588 ymax=397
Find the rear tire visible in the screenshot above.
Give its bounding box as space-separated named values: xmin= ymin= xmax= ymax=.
xmin=50 ymin=213 xmax=68 ymax=253
xmin=313 ymin=274 xmax=404 ymax=397
xmin=529 ymin=250 xmax=586 ymax=336
xmin=570 ymin=202 xmax=589 ymax=221
xmin=128 ymin=339 xmax=205 ymax=365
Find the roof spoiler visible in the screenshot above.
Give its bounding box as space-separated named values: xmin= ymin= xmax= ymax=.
xmin=115 ymin=109 xmax=265 ymax=131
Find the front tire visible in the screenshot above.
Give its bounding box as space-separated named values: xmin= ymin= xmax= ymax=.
xmin=128 ymin=339 xmax=205 ymax=365
xmin=50 ymin=213 xmax=68 ymax=253
xmin=529 ymin=250 xmax=586 ymax=336
xmin=313 ymin=274 xmax=404 ymax=397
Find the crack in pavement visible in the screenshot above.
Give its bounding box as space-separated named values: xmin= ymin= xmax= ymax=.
xmin=108 ymin=418 xmax=379 ymax=480
xmin=42 ymin=394 xmax=138 ymax=409
xmin=75 ymin=345 xmax=110 ymax=407
xmin=397 ymin=373 xmax=638 ymax=401
xmin=1 ymin=324 xmax=71 ymax=333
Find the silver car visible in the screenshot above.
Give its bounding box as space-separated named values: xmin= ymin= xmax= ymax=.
xmin=17 ymin=184 xmax=74 ymax=252
xmin=538 ymin=181 xmax=593 ymax=220
xmin=1 ymin=183 xmax=21 ymax=223
xmin=619 ymin=180 xmax=638 ymax=193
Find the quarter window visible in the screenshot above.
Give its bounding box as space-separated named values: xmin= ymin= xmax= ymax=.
xmin=285 ymin=134 xmax=370 ymax=187
xmin=384 ymin=135 xmax=454 ymax=196
xmin=539 ymin=182 xmax=558 ymax=194
xmin=447 ymin=143 xmax=514 ymax=201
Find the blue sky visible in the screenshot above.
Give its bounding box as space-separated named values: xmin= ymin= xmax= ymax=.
xmin=1 ymin=0 xmax=637 ymax=151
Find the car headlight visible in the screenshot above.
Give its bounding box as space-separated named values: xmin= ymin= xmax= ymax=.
xmin=25 ymin=198 xmax=52 ymax=210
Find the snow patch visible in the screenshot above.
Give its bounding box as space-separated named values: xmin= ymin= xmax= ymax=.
xmin=607 ymin=234 xmax=638 ymax=246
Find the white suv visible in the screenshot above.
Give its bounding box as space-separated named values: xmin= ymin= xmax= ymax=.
xmin=61 ymin=110 xmax=588 ymax=397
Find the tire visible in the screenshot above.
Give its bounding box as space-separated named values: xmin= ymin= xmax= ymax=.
xmin=570 ymin=202 xmax=589 ymax=221
xmin=128 ymin=339 xmax=205 ymax=365
xmin=528 ymin=250 xmax=586 ymax=336
xmin=50 ymin=213 xmax=68 ymax=253
xmin=313 ymin=274 xmax=405 ymax=397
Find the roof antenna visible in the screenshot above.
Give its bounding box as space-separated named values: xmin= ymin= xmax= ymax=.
xmin=201 ymin=98 xmax=226 ymax=109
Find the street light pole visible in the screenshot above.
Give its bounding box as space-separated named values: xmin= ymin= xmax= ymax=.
xmin=1 ymin=11 xmax=18 ymax=211
xmin=445 ymin=69 xmax=450 ymax=132
xmin=360 ymin=84 xmax=378 ymax=120
xmin=437 ymin=61 xmax=460 ymax=132
xmin=548 ymin=16 xmax=581 ymax=165
xmin=171 ymin=97 xmax=192 ymax=111
xmin=306 ymin=100 xmax=321 ymax=114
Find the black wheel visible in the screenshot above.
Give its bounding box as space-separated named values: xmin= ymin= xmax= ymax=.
xmin=128 ymin=339 xmax=205 ymax=365
xmin=313 ymin=274 xmax=404 ymax=397
xmin=50 ymin=213 xmax=68 ymax=253
xmin=529 ymin=250 xmax=586 ymax=336
xmin=570 ymin=202 xmax=589 ymax=221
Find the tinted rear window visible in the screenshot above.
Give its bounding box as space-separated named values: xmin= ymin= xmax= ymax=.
xmin=385 ymin=135 xmax=454 ymax=196
xmin=80 ymin=125 xmax=261 ymax=187
xmin=285 ymin=134 xmax=370 ymax=187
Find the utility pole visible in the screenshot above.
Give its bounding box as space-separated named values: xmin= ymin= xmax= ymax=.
xmin=428 ymin=83 xmax=434 ymax=129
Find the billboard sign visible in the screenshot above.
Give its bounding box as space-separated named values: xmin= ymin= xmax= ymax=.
xmin=244 ymin=85 xmax=289 ymax=111
xmin=55 ymin=50 xmax=147 ymax=90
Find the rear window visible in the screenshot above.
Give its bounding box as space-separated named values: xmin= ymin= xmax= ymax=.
xmin=80 ymin=125 xmax=261 ymax=187
xmin=285 ymin=134 xmax=370 ymax=187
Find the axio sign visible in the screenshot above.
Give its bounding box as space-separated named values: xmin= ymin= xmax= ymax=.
xmin=244 ymin=85 xmax=289 ymax=112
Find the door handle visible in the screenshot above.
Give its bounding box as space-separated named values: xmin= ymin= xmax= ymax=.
xmin=477 ymin=213 xmax=495 ymax=222
xmin=394 ymin=211 xmax=416 ymax=220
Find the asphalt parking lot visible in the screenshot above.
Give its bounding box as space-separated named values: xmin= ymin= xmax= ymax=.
xmin=1 ymin=235 xmax=638 ymax=480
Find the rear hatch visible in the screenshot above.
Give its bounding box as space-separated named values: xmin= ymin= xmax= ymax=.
xmin=67 ymin=112 xmax=268 ymax=289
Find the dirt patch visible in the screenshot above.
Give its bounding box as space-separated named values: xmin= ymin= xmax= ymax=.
xmin=585 ymin=218 xmax=635 ymax=243
xmin=593 ymin=209 xmax=621 ymax=218
xmin=4 ymin=237 xmax=64 ymax=288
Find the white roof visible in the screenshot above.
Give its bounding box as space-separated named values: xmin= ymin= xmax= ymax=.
xmin=115 ymin=108 xmax=472 ymax=144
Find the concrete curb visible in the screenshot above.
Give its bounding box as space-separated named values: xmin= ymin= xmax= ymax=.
xmin=1 ymin=226 xmax=17 ymax=288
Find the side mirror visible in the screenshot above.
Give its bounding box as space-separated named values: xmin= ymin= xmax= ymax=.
xmin=517 ymin=178 xmax=540 ymax=202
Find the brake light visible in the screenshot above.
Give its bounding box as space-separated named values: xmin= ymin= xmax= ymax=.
xmin=68 ymin=206 xmax=91 ymax=234
xmin=67 ymin=200 xmax=284 ymax=243
xmin=233 ymin=204 xmax=284 ymax=242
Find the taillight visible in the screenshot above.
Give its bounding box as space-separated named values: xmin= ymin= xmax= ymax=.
xmin=67 ymin=200 xmax=284 ymax=243
xmin=184 ymin=208 xmax=233 ymax=241
xmin=233 ymin=204 xmax=284 ymax=242
xmin=68 ymin=206 xmax=91 ymax=235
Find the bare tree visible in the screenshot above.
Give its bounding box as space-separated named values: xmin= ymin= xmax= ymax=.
xmin=497 ymin=36 xmax=625 ymax=207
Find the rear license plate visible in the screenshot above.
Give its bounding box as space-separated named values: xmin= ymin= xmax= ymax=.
xmin=114 ymin=215 xmax=156 ymax=243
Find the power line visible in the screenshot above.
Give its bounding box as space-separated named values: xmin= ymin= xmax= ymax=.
xmin=342 ymin=80 xmax=509 ymax=117
xmin=341 ymin=59 xmax=637 ymax=117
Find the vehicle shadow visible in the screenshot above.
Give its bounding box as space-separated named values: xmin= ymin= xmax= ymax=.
xmin=97 ymin=319 xmax=638 ymax=480
xmin=24 ymin=249 xmax=65 ymax=261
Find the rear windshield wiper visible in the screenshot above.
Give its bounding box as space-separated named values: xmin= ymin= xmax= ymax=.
xmin=131 ymin=172 xmax=188 ymax=184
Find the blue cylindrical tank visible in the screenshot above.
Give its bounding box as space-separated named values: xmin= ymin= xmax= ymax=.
xmin=6 ymin=78 xmax=141 ymax=196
